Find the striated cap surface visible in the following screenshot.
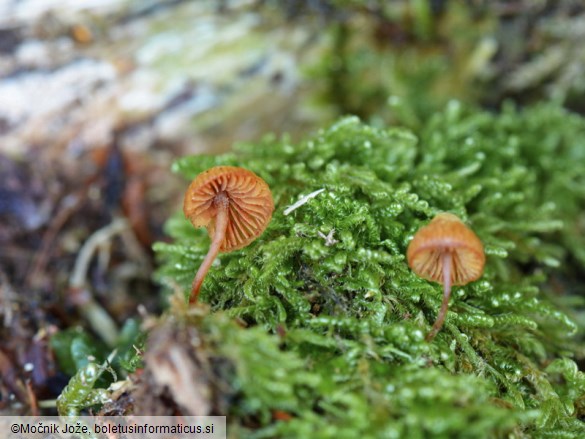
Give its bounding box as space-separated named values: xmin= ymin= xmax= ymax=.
xmin=407 ymin=213 xmax=485 ymax=286
xmin=183 ymin=166 xmax=274 ymax=251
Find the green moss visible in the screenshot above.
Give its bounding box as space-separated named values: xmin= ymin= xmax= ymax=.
xmin=303 ymin=2 xmax=496 ymax=126
xmin=155 ymin=102 xmax=585 ymax=437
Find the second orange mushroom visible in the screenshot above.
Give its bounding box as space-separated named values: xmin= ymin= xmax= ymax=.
xmin=407 ymin=213 xmax=485 ymax=341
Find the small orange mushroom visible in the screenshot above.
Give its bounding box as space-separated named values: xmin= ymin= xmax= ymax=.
xmin=406 ymin=212 xmax=485 ymax=341
xmin=183 ymin=166 xmax=274 ymax=304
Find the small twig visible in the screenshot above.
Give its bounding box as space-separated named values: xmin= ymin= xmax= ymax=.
xmin=69 ymin=219 xmax=129 ymax=347
xmin=70 ymin=218 xmax=128 ymax=289
xmin=317 ymin=229 xmax=339 ymax=246
xmin=283 ymin=188 xmax=325 ymax=215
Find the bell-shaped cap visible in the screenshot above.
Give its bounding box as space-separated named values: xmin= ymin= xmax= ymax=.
xmin=407 ymin=213 xmax=485 ymax=286
xmin=183 ymin=166 xmax=274 ymax=252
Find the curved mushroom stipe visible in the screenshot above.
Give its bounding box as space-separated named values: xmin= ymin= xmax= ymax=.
xmin=426 ymin=251 xmax=453 ymax=342
xmin=183 ymin=166 xmax=274 ymax=304
xmin=407 ymin=213 xmax=485 ymax=341
xmin=190 ymin=192 xmax=229 ymax=303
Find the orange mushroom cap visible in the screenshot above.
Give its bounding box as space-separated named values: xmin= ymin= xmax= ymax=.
xmin=183 ymin=166 xmax=274 ymax=252
xmin=407 ymin=212 xmax=485 ymax=286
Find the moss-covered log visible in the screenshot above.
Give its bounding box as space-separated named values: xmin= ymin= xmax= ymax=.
xmin=155 ymin=102 xmax=585 ymax=437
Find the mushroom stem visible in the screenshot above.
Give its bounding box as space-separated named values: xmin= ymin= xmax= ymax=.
xmin=426 ymin=251 xmax=452 ymax=342
xmin=190 ymin=193 xmax=230 ymax=304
